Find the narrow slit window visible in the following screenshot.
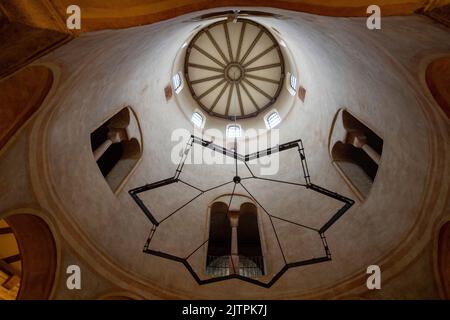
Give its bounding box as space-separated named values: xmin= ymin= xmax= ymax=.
xmin=191 ymin=111 xmax=204 ymax=128
xmin=172 ymin=73 xmax=182 ymax=93
xmin=266 ymin=111 xmax=281 ymax=129
xmin=289 ymin=74 xmax=297 ymax=91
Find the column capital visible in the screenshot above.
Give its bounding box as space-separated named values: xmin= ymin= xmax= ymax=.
xmin=107 ymin=127 xmax=128 ymax=143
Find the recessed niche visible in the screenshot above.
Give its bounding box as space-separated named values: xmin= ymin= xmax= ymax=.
xmin=90 ymin=107 xmax=142 ymax=193
xmin=206 ymin=201 xmax=264 ymax=278
xmin=329 ymin=109 xmax=383 ymax=201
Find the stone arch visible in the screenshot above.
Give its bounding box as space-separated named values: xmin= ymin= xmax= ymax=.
xmin=1 ymin=214 xmax=57 ymax=300
xmin=426 ymin=56 xmax=450 ymax=119
xmin=0 ymin=65 xmax=53 ymax=150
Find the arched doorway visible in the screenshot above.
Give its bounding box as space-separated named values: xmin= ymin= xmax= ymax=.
xmin=0 ymin=214 xmax=57 ymax=300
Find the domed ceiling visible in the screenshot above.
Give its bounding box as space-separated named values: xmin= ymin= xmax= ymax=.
xmin=184 ymin=18 xmax=285 ymax=119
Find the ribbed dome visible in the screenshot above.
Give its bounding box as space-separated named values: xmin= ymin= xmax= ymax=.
xmin=184 ymin=18 xmax=285 ymax=119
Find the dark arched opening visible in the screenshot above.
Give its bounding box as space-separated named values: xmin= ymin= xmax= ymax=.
xmin=0 ymin=214 xmax=57 ymax=300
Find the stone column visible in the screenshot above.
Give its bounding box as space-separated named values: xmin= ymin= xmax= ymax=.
xmin=228 ymin=212 xmax=239 ymax=274
xmin=93 ymin=128 xmax=128 ymax=161
xmin=347 ymin=131 xmax=381 ymax=165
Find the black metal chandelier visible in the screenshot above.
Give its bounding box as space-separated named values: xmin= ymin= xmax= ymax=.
xmin=129 ymin=135 xmax=354 ymax=288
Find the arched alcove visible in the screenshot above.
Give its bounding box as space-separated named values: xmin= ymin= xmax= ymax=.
xmin=206 ymin=200 xmax=264 ymax=277
xmin=438 ymin=221 xmax=450 ymax=299
xmin=90 ymin=107 xmax=143 ymax=193
xmin=1 ymin=214 xmax=57 ymax=300
xmin=426 ymin=56 xmax=450 ymax=119
xmin=329 ymin=109 xmax=383 ymax=201
xmin=331 ymin=141 xmax=377 ymax=197
xmin=206 ymin=202 xmax=231 ymax=275
xmin=238 ymin=203 xmax=263 ymax=258
xmin=0 ymin=65 xmax=53 ymax=150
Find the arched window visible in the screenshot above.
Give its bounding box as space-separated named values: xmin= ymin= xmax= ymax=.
xmin=286 ymin=72 xmax=297 ymax=96
xmin=206 ymin=202 xmax=231 ymax=277
xmin=191 ymin=111 xmax=204 ymax=128
xmin=206 ymin=201 xmax=264 ymax=278
xmin=265 ymin=110 xmax=281 ymax=129
xmin=90 ymin=107 xmax=142 ymax=192
xmin=329 ymin=109 xmax=383 ymax=200
xmin=0 ymin=215 xmax=56 ymax=300
xmin=226 ymin=124 xmax=241 ymax=138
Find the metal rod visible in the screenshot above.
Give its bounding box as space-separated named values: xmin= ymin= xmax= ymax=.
xmin=239 ymin=182 xmax=287 ymax=264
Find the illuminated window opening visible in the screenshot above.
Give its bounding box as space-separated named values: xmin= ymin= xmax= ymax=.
xmin=191 ymin=111 xmax=204 ymax=128
xmin=226 ymin=124 xmax=241 ymax=138
xmin=265 ymin=110 xmax=281 ymax=129
xmin=290 ymin=74 xmax=297 ymax=91
xmin=172 ymin=73 xmax=183 ymax=94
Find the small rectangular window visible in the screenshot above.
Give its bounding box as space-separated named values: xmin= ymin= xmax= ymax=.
xmin=226 ymin=124 xmax=241 ymax=138
xmin=172 ymin=73 xmax=182 ymax=93
xmin=265 ymin=111 xmax=281 ymax=129
xmin=290 ymin=74 xmax=297 ymax=91
xmin=191 ymin=111 xmax=204 ymax=128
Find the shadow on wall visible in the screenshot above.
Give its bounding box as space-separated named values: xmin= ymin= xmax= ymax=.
xmin=426 ymin=56 xmax=450 ymax=119
xmin=0 ymin=214 xmax=57 ymax=300
xmin=0 ymin=65 xmax=53 ymax=150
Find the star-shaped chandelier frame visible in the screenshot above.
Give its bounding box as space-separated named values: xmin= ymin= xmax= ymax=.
xmin=129 ymin=135 xmax=354 ymax=288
